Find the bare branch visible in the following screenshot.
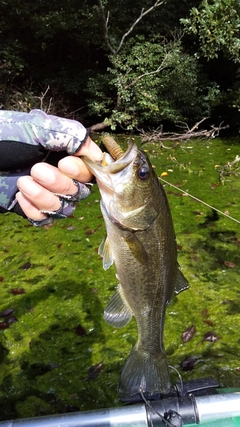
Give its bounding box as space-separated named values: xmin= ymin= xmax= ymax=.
xmin=36 ymin=85 xmax=53 ymax=113
xmin=106 ymin=10 xmax=110 ymax=27
xmin=174 ymin=118 xmax=208 ymax=134
xmin=189 ymin=117 xmax=208 ymax=133
xmin=97 ymin=0 xmax=164 ymax=54
xmin=141 ymin=120 xmax=229 ymax=143
xmin=217 ymin=154 xmax=240 ymax=184
xmin=97 ymin=0 xmax=116 ymax=54
xmin=125 ymin=52 xmax=170 ymax=90
xmin=116 ymin=0 xmax=164 ymax=53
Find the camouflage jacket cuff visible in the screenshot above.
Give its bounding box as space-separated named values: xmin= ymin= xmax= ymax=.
xmin=0 ymin=109 xmax=88 ymax=155
xmin=0 ymin=171 xmax=24 ymax=211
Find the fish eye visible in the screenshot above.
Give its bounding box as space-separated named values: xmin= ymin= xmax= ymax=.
xmin=137 ymin=166 xmax=150 ymax=181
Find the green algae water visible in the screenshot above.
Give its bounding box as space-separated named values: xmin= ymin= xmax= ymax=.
xmin=0 ymin=137 xmax=240 ymax=420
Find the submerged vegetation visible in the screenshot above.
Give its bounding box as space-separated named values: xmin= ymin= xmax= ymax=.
xmin=0 ymin=137 xmax=240 ymax=420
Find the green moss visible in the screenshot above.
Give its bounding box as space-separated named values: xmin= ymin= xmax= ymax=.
xmin=0 ymin=138 xmax=240 ymax=420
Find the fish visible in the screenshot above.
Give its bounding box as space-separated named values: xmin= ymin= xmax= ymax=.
xmin=82 ymin=136 xmax=189 ymax=401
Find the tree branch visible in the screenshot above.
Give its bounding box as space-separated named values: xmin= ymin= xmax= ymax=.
xmin=97 ymin=0 xmax=116 ymax=54
xmin=116 ymin=0 xmax=164 ymax=53
xmin=125 ymin=52 xmax=170 ymax=90
xmin=97 ymin=0 xmax=164 ymax=54
xmin=140 ymin=120 xmax=229 ymax=143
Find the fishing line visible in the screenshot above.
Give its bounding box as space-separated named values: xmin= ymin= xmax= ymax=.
xmin=138 ymin=389 xmax=176 ymax=427
xmin=169 ymin=365 xmax=184 ymax=396
xmin=159 ymin=177 xmax=240 ymax=225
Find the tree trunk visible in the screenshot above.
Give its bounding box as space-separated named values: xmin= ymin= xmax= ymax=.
xmin=89 ymin=121 xmax=110 ymax=132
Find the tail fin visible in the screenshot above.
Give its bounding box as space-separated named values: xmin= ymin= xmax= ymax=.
xmin=118 ymin=346 xmax=171 ymax=402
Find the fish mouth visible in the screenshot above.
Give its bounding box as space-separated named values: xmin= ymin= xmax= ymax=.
xmin=81 ymin=140 xmax=137 ymax=193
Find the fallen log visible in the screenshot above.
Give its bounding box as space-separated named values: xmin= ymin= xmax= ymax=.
xmin=140 ymin=118 xmax=229 ymax=144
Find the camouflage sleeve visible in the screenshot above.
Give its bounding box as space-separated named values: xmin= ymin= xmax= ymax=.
xmin=0 ymin=109 xmax=88 ymax=154
xmin=0 ymin=109 xmax=89 ymax=214
xmin=0 ymin=170 xmax=30 ymax=212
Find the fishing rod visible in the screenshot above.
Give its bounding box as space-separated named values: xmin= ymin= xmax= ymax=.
xmin=0 ymin=378 xmax=240 ymax=427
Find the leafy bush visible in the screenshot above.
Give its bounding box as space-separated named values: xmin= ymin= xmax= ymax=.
xmin=87 ymin=37 xmax=219 ymax=129
xmin=181 ymin=0 xmax=240 ymax=62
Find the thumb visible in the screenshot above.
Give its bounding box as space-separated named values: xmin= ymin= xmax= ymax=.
xmin=76 ymin=136 xmax=103 ymax=161
xmin=58 ymin=137 xmax=103 ymax=182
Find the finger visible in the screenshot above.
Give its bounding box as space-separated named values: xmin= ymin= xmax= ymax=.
xmin=58 ymin=137 xmax=103 ymax=182
xmin=75 ymin=137 xmax=103 ymax=160
xmin=17 ymin=176 xmax=61 ymax=219
xmin=30 ymin=162 xmax=79 ymax=194
xmin=15 ymin=192 xmax=47 ymax=221
xmin=58 ymin=156 xmax=93 ymax=182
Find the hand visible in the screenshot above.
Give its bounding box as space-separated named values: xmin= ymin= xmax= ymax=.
xmin=16 ymin=137 xmax=103 ymax=221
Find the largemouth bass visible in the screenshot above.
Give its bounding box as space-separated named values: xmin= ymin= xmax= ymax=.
xmin=82 ymin=137 xmax=189 ymax=401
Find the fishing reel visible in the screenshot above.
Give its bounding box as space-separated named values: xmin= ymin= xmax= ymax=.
xmin=137 ymin=377 xmax=232 ymax=426
xmin=119 ymin=377 xmax=240 ymax=426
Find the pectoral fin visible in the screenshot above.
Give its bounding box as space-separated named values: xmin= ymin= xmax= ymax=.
xmin=174 ymin=268 xmax=190 ymax=295
xmin=104 ymin=286 xmax=132 ymax=328
xmin=124 ymin=234 xmax=148 ymax=264
xmin=98 ymin=235 xmax=114 ymax=270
